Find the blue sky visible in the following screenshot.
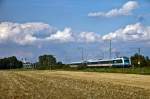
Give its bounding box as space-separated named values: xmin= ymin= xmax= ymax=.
xmin=1 ymin=0 xmax=150 ymax=33
xmin=0 ymin=0 xmax=150 ymax=63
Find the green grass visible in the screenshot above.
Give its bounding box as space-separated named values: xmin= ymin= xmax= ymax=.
xmin=81 ymin=67 xmax=150 ymax=75
xmin=3 ymin=66 xmax=150 ymax=75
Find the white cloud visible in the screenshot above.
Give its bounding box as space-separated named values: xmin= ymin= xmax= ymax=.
xmin=0 ymin=22 xmax=102 ymax=45
xmin=78 ymin=32 xmax=101 ymax=43
xmin=0 ymin=22 xmax=54 ymax=45
xmin=88 ymin=1 xmax=138 ymax=17
xmin=47 ymin=28 xmax=74 ymax=42
xmin=46 ymin=28 xmax=102 ymax=43
xmin=102 ymin=23 xmax=150 ymax=42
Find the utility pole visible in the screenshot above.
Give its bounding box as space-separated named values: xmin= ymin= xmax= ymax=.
xmin=104 ymin=39 xmax=112 ymax=59
xmin=109 ymin=39 xmax=112 ymax=59
xmin=48 ymin=57 xmax=51 ymax=71
xmin=102 ymin=52 xmax=105 ymax=59
xmin=138 ymin=48 xmax=141 ymax=67
xmin=115 ymin=51 xmax=120 ymax=58
xmin=78 ymin=47 xmax=84 ymax=63
xmin=82 ymin=48 xmax=84 ymax=62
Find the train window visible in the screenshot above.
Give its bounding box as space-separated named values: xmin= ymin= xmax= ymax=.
xmin=89 ymin=62 xmax=99 ymax=64
xmin=113 ymin=59 xmax=122 ymax=63
xmin=124 ymin=60 xmax=129 ymax=63
xmin=71 ymin=63 xmax=80 ymax=65
xmin=100 ymin=61 xmax=112 ymax=64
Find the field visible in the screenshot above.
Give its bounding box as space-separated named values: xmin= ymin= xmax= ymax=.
xmin=0 ymin=70 xmax=150 ymax=99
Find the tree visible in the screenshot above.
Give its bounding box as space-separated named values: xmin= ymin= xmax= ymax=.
xmin=145 ymin=56 xmax=150 ymax=66
xmin=0 ymin=56 xmax=23 ymax=69
xmin=38 ymin=54 xmax=56 ymax=69
xmin=131 ymin=53 xmax=150 ymax=67
xmin=54 ymin=61 xmax=70 ymax=69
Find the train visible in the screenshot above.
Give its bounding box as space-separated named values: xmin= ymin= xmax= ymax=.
xmin=70 ymin=57 xmax=131 ymax=68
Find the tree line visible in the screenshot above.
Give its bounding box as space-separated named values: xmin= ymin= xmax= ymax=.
xmin=0 ymin=53 xmax=150 ymax=69
xmin=0 ymin=55 xmax=68 ymax=70
xmin=0 ymin=56 xmax=22 ymax=69
xmin=37 ymin=53 xmax=150 ymax=69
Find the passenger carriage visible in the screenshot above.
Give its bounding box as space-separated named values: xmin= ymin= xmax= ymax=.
xmin=70 ymin=57 xmax=131 ymax=68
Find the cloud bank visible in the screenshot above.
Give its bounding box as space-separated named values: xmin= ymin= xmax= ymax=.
xmin=102 ymin=23 xmax=150 ymax=42
xmin=0 ymin=22 xmax=102 ymax=45
xmin=88 ymin=1 xmax=138 ymax=18
xmin=0 ymin=22 xmax=150 ymax=46
xmin=0 ymin=22 xmax=56 ymax=45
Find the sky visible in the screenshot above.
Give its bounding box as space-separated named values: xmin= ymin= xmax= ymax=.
xmin=0 ymin=0 xmax=150 ymax=63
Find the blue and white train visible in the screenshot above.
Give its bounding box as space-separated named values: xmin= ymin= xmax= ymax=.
xmin=70 ymin=57 xmax=131 ymax=68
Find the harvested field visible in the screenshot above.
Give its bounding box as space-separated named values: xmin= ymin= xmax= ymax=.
xmin=0 ymin=70 xmax=150 ymax=99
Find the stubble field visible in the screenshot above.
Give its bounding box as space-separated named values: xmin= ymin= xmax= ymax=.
xmin=0 ymin=70 xmax=150 ymax=99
